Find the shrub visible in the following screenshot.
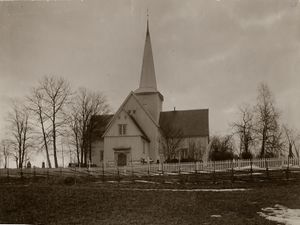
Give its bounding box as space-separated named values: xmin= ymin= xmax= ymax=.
xmin=241 ymin=151 xmax=253 ymax=159
xmin=165 ymin=158 xmax=178 ymax=163
xmin=209 ymin=135 xmax=235 ymax=161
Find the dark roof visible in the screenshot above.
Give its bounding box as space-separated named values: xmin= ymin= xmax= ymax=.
xmin=159 ymin=109 xmax=209 ymax=137
xmin=91 ymin=113 xmax=150 ymax=142
xmin=91 ymin=114 xmax=114 ymax=139
xmin=129 ymin=115 xmax=150 ymax=142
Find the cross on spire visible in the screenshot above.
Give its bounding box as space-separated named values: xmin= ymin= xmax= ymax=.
xmin=146 ymin=8 xmax=149 ymax=34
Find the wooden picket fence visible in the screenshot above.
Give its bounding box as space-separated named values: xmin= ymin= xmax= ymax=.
xmin=0 ymin=157 xmax=299 ymax=179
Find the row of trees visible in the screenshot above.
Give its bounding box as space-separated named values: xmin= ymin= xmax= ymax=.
xmin=209 ymin=83 xmax=299 ymax=161
xmin=0 ymin=76 xmax=110 ymax=168
xmin=157 ymin=82 xmax=299 ymax=162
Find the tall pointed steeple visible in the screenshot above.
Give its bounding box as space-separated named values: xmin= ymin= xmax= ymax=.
xmin=135 ymin=14 xmax=157 ymax=93
xmin=134 ymin=13 xmax=163 ymax=124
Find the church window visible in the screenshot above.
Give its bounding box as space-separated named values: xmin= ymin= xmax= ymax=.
xmin=118 ymin=124 xmax=127 ymax=135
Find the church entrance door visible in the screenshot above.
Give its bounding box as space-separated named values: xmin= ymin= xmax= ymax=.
xmin=117 ymin=153 xmax=127 ymax=167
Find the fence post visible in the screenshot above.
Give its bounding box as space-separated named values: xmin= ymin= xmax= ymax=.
xmin=213 ymin=161 xmax=216 ymax=184
xmin=131 ymin=160 xmax=134 ymax=183
xmin=33 ymin=167 xmax=36 ymax=179
xmin=250 ymin=158 xmax=253 ymax=180
xmin=147 ymin=161 xmax=150 ymax=177
xmin=47 ymin=168 xmax=49 ymax=184
xmin=74 ymin=167 xmax=77 ymax=185
xmin=231 ymin=160 xmax=234 ymax=183
xmin=117 ymin=166 xmax=120 ymax=183
xmin=159 ymin=162 xmax=164 ymax=175
xmin=102 ymin=162 xmax=105 ymax=182
xmin=195 ymin=161 xmax=198 ymax=174
xmin=20 ymin=167 xmax=23 ymax=180
xmin=265 ymin=158 xmax=269 ymax=178
xmin=286 ymin=157 xmax=290 ymax=180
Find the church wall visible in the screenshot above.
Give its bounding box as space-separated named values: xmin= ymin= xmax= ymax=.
xmin=91 ymin=139 xmax=104 ymax=166
xmin=181 ymin=136 xmax=209 ymax=160
xmin=103 ymin=108 xmax=150 ymax=166
xmin=160 ymin=136 xmax=209 ymax=162
xmin=122 ymin=95 xmax=160 ymax=162
xmin=104 ymin=136 xmax=148 ymax=166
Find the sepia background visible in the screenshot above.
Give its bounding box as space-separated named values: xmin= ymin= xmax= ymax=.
xmin=0 ymin=0 xmax=300 ymax=165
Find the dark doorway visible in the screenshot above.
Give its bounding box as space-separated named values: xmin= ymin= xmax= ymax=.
xmin=117 ymin=153 xmax=127 ymax=166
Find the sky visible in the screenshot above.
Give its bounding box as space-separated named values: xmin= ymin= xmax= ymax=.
xmin=0 ymin=0 xmax=300 ymax=140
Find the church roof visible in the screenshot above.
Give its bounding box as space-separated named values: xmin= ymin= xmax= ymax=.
xmin=90 ymin=114 xmax=113 ymax=139
xmin=159 ymin=109 xmax=209 ymax=137
xmin=92 ymin=109 xmax=209 ymax=140
xmin=101 ymin=91 xmax=160 ymax=138
xmin=134 ymin=19 xmax=157 ymax=94
xmin=92 ymin=112 xmax=150 ymax=142
xmin=128 ymin=114 xmax=150 ymax=142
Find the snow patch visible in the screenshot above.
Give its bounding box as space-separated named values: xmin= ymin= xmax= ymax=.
xmin=134 ymin=180 xmax=158 ymax=184
xmin=164 ymin=181 xmax=174 ymax=184
xmin=258 ymin=204 xmax=300 ymax=225
xmin=198 ymin=170 xmax=212 ymax=174
xmin=120 ymin=188 xmax=249 ymax=192
xmin=211 ymin=215 xmax=222 ymax=218
xmin=237 ymin=165 xmax=265 ymax=171
xmin=235 ymin=172 xmax=263 ymax=177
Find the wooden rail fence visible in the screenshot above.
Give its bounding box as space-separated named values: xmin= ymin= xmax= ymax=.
xmin=0 ymin=157 xmax=299 ymax=179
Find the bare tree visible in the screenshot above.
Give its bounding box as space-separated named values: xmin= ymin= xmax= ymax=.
xmin=39 ymin=76 xmax=71 ymax=168
xmin=68 ymin=88 xmax=110 ymax=166
xmin=208 ymin=135 xmax=235 ymax=161
xmin=160 ymin=121 xmax=184 ymax=162
xmin=68 ymin=109 xmax=81 ymax=165
xmin=232 ymin=105 xmax=254 ymax=159
xmin=0 ymin=139 xmax=12 ymax=168
xmin=254 ymin=83 xmax=283 ymax=158
xmin=27 ymin=87 xmax=52 ymax=168
xmin=188 ymin=139 xmax=205 ymax=161
xmin=8 ymin=102 xmax=33 ymax=168
xmin=282 ymin=125 xmax=300 ymax=158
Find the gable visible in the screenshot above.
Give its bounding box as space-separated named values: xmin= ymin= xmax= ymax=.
xmin=159 ymin=109 xmax=209 ymax=137
xmin=105 ymin=110 xmax=146 ymax=138
xmin=102 ymin=92 xmax=159 ymax=138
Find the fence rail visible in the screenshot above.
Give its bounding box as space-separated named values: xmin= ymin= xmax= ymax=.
xmin=0 ymin=157 xmax=299 ymax=179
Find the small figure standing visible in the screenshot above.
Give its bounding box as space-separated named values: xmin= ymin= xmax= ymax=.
xmin=27 ymin=161 xmax=31 ymax=169
xmin=42 ymin=162 xmax=45 ymax=168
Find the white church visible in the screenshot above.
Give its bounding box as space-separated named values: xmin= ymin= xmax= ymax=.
xmin=91 ymin=21 xmax=209 ymax=167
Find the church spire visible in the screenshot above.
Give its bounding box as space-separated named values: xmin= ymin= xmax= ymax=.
xmin=135 ymin=13 xmax=157 ymax=93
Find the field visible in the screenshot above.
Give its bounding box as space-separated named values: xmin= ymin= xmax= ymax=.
xmin=0 ymin=172 xmax=300 ymax=225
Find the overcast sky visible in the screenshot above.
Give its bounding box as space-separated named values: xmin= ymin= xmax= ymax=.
xmin=1 ymin=0 xmax=300 ymax=138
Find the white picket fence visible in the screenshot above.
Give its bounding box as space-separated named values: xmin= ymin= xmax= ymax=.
xmin=0 ymin=157 xmax=299 ymax=178
xmin=105 ymin=157 xmax=300 ymax=175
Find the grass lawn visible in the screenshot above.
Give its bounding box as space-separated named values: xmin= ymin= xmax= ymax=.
xmin=0 ymin=176 xmax=299 ymax=225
